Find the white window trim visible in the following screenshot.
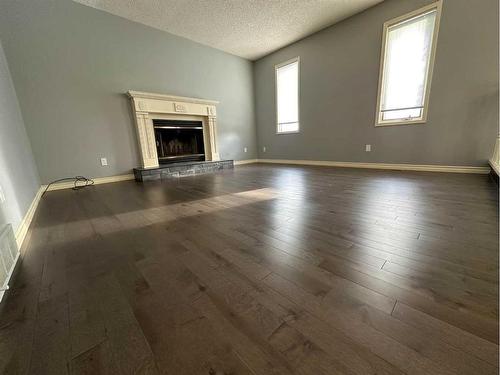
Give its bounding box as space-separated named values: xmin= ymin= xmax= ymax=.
xmin=275 ymin=56 xmax=300 ymax=134
xmin=374 ymin=0 xmax=442 ymax=127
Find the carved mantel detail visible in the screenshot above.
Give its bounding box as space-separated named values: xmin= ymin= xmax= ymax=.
xmin=127 ymin=90 xmax=220 ymax=168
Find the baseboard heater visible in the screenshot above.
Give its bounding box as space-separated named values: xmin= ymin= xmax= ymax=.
xmin=0 ymin=224 xmax=20 ymax=302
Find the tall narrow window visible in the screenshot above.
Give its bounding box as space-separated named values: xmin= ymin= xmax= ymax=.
xmin=375 ymin=1 xmax=441 ymax=126
xmin=276 ymin=57 xmax=299 ymax=133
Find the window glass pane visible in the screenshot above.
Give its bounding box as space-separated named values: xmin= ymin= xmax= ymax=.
xmin=380 ymin=10 xmax=436 ymax=121
xmin=277 ymin=60 xmax=299 ymax=130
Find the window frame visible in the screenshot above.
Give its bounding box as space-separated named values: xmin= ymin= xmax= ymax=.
xmin=275 ymin=56 xmax=300 ymax=134
xmin=374 ymin=1 xmax=442 ymax=127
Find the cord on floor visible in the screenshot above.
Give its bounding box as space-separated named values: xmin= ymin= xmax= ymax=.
xmin=42 ymin=176 xmax=94 ymax=196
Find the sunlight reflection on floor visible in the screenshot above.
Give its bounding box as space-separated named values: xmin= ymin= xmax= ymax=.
xmin=41 ymin=188 xmax=280 ymax=246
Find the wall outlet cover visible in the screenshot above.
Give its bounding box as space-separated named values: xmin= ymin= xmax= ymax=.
xmin=365 ymin=144 xmax=371 ymax=152
xmin=100 ymin=157 xmax=108 ymax=166
xmin=263 ymin=146 xmax=266 ymax=152
xmin=244 ymin=147 xmax=248 ymax=153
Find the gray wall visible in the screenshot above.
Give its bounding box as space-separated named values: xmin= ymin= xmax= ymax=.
xmin=0 ymin=0 xmax=257 ymax=184
xmin=0 ymin=40 xmax=40 ymax=233
xmin=254 ymin=0 xmax=499 ymax=166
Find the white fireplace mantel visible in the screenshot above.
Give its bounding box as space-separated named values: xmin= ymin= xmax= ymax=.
xmin=127 ymin=90 xmax=220 ymax=168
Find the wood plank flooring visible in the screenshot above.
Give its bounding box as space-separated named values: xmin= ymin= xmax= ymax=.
xmin=0 ymin=163 xmax=498 ymax=374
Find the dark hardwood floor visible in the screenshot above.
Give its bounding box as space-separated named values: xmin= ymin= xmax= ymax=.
xmin=0 ymin=163 xmax=498 ymax=374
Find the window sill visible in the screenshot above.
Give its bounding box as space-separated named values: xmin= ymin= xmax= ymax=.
xmin=276 ymin=130 xmax=300 ymax=135
xmin=375 ymin=119 xmax=427 ymax=127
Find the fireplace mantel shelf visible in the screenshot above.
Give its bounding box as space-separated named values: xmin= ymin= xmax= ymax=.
xmin=127 ymin=90 xmax=219 ymax=106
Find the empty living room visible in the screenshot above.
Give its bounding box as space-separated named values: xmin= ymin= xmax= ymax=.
xmin=0 ymin=0 xmax=498 ymax=374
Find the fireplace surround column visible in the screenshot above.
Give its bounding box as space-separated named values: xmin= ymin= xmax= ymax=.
xmin=134 ymin=111 xmax=158 ymax=168
xmin=207 ymin=115 xmax=220 ymax=162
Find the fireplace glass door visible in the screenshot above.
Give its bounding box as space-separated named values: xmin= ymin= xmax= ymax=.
xmin=153 ymin=119 xmax=205 ymax=163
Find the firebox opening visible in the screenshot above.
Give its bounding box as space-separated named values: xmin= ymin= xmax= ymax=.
xmin=153 ymin=119 xmax=205 ymax=164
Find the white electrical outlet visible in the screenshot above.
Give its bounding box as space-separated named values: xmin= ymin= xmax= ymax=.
xmin=263 ymin=146 xmax=266 ymax=152
xmin=100 ymin=157 xmax=108 ymax=166
xmin=244 ymin=147 xmax=248 ymax=153
xmin=365 ymin=144 xmax=371 ymax=152
xmin=0 ymin=185 xmax=5 ymax=204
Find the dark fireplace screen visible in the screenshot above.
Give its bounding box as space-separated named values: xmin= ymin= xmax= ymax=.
xmin=153 ymin=119 xmax=205 ymax=163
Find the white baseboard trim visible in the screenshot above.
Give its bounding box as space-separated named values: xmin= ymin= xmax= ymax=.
xmin=256 ymin=159 xmax=490 ymax=174
xmin=234 ymin=159 xmax=259 ymax=165
xmin=43 ymin=173 xmax=135 ymax=191
xmin=15 ymin=186 xmax=44 ymax=249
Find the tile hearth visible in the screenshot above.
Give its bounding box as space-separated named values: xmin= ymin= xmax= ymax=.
xmin=133 ymin=160 xmax=234 ymax=181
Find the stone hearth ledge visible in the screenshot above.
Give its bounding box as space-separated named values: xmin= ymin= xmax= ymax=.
xmin=133 ymin=160 xmax=234 ymax=181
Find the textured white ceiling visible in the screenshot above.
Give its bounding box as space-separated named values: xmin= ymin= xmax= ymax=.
xmin=73 ymin=0 xmax=383 ymax=60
